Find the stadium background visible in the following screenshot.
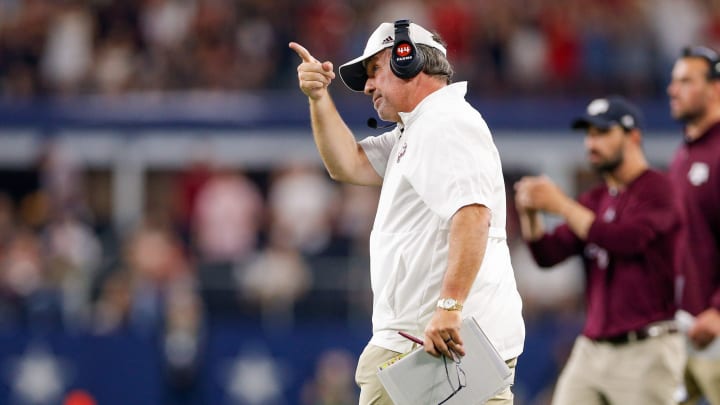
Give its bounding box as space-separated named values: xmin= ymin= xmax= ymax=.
xmin=0 ymin=0 xmax=710 ymax=404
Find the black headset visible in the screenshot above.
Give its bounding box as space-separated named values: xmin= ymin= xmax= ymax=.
xmin=683 ymin=45 xmax=720 ymax=80
xmin=390 ymin=19 xmax=425 ymax=79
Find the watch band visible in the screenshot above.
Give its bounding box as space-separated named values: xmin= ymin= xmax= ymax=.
xmin=437 ymin=298 xmax=463 ymax=311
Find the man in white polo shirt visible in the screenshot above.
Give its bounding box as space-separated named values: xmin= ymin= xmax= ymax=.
xmin=290 ymin=19 xmax=525 ymax=404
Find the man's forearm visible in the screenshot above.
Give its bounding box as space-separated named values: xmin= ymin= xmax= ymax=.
xmin=439 ymin=204 xmax=491 ymax=302
xmin=518 ymin=209 xmax=544 ymax=241
xmin=310 ymin=96 xmax=357 ymax=177
xmin=556 ymin=198 xmax=595 ymax=241
xmin=309 ymin=96 xmax=382 ymax=186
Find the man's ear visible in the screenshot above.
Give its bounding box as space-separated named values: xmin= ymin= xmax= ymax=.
xmin=711 ymin=79 xmax=720 ymax=99
xmin=628 ymin=128 xmax=643 ymax=145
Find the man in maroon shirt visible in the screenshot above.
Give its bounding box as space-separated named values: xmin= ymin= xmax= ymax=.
xmin=668 ymin=45 xmax=720 ymax=405
xmin=515 ymin=96 xmax=685 ymax=405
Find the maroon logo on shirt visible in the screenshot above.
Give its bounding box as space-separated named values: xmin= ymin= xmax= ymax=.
xmin=397 ymin=142 xmax=407 ymax=163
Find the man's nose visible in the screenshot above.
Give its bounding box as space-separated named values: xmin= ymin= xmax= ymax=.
xmin=364 ymin=79 xmax=375 ymax=95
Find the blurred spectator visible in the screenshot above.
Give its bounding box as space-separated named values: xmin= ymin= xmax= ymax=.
xmin=335 ymin=184 xmax=379 ymax=256
xmin=0 ymin=227 xmax=62 ymax=329
xmin=267 ymin=163 xmax=339 ymax=256
xmin=44 ymin=214 xmax=102 ymax=331
xmin=0 ymin=0 xmax=54 ymax=99
xmin=40 ymin=1 xmax=94 ymax=95
xmin=539 ymin=2 xmax=582 ymax=93
xmin=235 ymin=12 xmax=279 ymax=89
xmin=506 ymin=16 xmax=547 ymax=93
xmin=37 ymin=143 xmax=89 ymax=222
xmin=191 ymin=166 xmax=263 ymax=264
xmin=190 ymin=0 xmax=238 ymax=89
xmin=647 ymin=0 xmax=704 ymax=73
xmin=93 ymin=221 xmax=194 ymax=335
xmin=92 ymin=269 xmax=131 ymax=335
xmin=0 ymin=228 xmax=44 ymax=304
xmin=300 ymin=348 xmax=358 ymax=405
xmin=236 ymin=228 xmax=311 ymax=323
xmin=139 ymin=0 xmax=195 ymax=52
xmin=92 ymin=23 xmax=138 ymax=95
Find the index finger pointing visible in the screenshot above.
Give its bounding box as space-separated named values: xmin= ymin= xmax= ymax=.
xmin=289 ymin=42 xmax=318 ymax=63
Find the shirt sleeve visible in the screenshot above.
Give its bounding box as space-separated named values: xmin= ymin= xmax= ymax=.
xmin=711 ymin=162 xmax=720 ymax=310
xmin=528 ymin=224 xmax=585 ymax=268
xmin=358 ymin=129 xmax=399 ymax=178
xmin=586 ymin=177 xmax=681 ymax=256
xmin=711 ymin=291 xmax=720 ymax=310
xmin=401 ymin=115 xmax=499 ymax=222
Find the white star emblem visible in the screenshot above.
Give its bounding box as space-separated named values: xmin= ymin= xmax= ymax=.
xmin=5 ymin=343 xmax=70 ymax=404
xmin=219 ymin=345 xmax=287 ymax=404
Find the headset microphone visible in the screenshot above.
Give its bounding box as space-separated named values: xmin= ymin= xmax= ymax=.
xmin=367 ymin=117 xmax=397 ymax=130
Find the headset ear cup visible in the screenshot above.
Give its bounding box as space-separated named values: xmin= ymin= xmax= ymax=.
xmin=391 ymin=42 xmax=425 ymax=79
xmin=390 ymin=20 xmax=425 ymax=79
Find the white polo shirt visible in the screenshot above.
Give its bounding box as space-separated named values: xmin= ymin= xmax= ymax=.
xmin=359 ymin=82 xmax=525 ymax=360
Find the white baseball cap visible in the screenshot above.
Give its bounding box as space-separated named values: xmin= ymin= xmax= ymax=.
xmin=339 ymin=21 xmax=447 ymax=92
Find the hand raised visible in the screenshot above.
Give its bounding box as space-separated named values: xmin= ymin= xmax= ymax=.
xmin=515 ymin=175 xmax=567 ymax=214
xmin=289 ymin=42 xmax=336 ymax=100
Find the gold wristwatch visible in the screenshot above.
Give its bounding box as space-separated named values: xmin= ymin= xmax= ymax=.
xmin=436 ymin=298 xmax=463 ymax=311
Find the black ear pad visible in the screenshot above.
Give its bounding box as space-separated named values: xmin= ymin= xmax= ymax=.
xmin=707 ymin=56 xmax=720 ymax=80
xmin=390 ymin=19 xmax=425 ymax=79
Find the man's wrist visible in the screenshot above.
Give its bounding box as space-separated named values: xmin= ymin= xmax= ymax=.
xmin=437 ymin=298 xmax=463 ymax=311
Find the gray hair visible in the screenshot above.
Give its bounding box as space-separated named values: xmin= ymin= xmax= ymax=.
xmin=362 ymin=37 xmax=454 ymax=84
xmin=419 ymin=42 xmax=453 ymax=84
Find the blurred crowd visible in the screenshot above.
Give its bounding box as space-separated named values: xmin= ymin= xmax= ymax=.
xmin=2 ymin=0 xmax=720 ymax=99
xmin=0 ymin=144 xmax=384 ymax=402
xmin=0 ymin=144 xmax=385 ymax=333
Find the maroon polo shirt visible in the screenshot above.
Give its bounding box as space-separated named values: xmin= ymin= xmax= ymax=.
xmin=528 ymin=169 xmax=682 ymax=339
xmin=669 ymin=123 xmax=720 ymax=315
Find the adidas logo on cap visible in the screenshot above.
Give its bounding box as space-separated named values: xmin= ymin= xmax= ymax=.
xmin=381 ymin=36 xmax=394 ymax=45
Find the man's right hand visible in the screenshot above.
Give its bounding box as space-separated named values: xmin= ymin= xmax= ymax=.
xmin=289 ymin=42 xmax=335 ymax=100
xmin=689 ymin=307 xmax=720 ymax=348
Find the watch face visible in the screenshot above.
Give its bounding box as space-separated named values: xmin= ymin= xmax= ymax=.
xmin=439 ymin=298 xmax=457 ymax=309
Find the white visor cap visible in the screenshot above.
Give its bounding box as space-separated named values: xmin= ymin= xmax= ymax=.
xmin=338 ymin=22 xmax=447 ymax=92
